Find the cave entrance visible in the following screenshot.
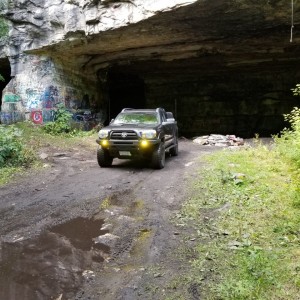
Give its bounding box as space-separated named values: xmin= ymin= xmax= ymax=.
xmin=107 ymin=70 xmax=146 ymax=121
xmin=0 ymin=58 xmax=11 ymax=110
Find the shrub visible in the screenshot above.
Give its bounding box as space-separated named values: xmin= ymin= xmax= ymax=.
xmin=42 ymin=104 xmax=72 ymax=135
xmin=275 ymin=107 xmax=300 ymax=167
xmin=0 ymin=125 xmax=34 ymax=168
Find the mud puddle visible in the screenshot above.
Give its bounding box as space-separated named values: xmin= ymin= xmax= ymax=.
xmin=0 ymin=217 xmax=109 ymax=300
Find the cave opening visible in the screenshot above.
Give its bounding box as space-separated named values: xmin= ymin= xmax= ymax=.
xmin=107 ymin=69 xmax=146 ymax=122
xmin=0 ymin=58 xmax=11 ymax=110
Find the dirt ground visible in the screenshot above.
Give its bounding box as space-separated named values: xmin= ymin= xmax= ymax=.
xmin=0 ymin=139 xmax=220 ymax=300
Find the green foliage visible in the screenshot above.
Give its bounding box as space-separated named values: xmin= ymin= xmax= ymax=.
xmin=0 ymin=125 xmax=35 ymax=168
xmin=291 ymin=84 xmax=300 ymax=96
xmin=0 ymin=0 xmax=8 ymax=38
xmin=42 ymin=104 xmax=73 ymax=135
xmin=275 ymin=107 xmax=300 ymax=167
xmin=0 ymin=121 xmax=97 ymax=184
xmin=0 ymin=17 xmax=7 ymax=36
xmin=275 ymin=84 xmax=300 ymax=167
xmin=176 ymin=140 xmax=300 ymax=299
xmin=42 ymin=104 xmax=98 ymax=137
xmin=0 ymin=0 xmax=9 ymax=47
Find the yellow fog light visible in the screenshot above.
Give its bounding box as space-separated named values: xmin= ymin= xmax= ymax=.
xmin=101 ymin=139 xmax=109 ymax=147
xmin=140 ymin=140 xmax=149 ymax=147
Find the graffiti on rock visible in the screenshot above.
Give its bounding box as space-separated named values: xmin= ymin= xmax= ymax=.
xmin=25 ymin=86 xmax=60 ymax=110
xmin=0 ymin=68 xmax=100 ymax=129
xmin=65 ymin=87 xmax=81 ymax=109
xmin=42 ymin=109 xmax=55 ymax=122
xmin=26 ymin=88 xmax=42 ymax=110
xmin=41 ymin=85 xmax=59 ymax=109
xmin=0 ymin=112 xmax=24 ymax=124
xmin=4 ymin=94 xmax=21 ymax=103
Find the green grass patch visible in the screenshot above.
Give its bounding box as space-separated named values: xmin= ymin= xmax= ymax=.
xmin=15 ymin=121 xmax=96 ymax=150
xmin=0 ymin=121 xmax=97 ymax=185
xmin=176 ymin=142 xmax=300 ymax=299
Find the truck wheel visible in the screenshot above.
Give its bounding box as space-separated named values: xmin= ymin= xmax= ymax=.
xmin=151 ymin=143 xmax=165 ymax=169
xmin=97 ymin=148 xmax=113 ymax=167
xmin=169 ymin=135 xmax=178 ymax=156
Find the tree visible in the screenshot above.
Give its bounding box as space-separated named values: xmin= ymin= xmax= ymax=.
xmin=0 ymin=0 xmax=8 ymax=81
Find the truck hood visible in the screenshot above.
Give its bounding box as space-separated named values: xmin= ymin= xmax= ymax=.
xmin=104 ymin=123 xmax=160 ymax=131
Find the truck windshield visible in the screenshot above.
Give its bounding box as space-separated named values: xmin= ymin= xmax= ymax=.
xmin=114 ymin=113 xmax=158 ymax=125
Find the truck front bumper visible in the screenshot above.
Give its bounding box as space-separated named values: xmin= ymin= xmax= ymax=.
xmin=96 ymin=138 xmax=160 ymax=159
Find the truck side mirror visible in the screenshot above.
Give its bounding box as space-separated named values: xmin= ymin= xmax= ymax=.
xmin=166 ymin=118 xmax=175 ymax=122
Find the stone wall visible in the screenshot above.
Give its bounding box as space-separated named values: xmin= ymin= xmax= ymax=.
xmin=0 ymin=0 xmax=197 ymax=127
xmin=144 ymin=62 xmax=300 ymax=137
xmin=1 ymin=54 xmax=102 ymax=126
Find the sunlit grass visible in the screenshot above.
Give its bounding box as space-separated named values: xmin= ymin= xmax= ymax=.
xmin=176 ymin=142 xmax=300 ymax=299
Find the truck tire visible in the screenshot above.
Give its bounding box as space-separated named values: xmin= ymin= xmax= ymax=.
xmin=151 ymin=143 xmax=165 ymax=169
xmin=169 ymin=135 xmax=179 ymax=156
xmin=97 ymin=148 xmax=113 ymax=167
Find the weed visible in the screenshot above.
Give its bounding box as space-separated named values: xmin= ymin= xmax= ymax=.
xmin=0 ymin=121 xmax=97 ymax=185
xmin=0 ymin=125 xmax=35 ymax=168
xmin=100 ymin=196 xmax=111 ymax=209
xmin=42 ymin=104 xmax=73 ymax=135
xmin=42 ymin=104 xmax=99 ymax=137
xmin=176 ymin=138 xmax=300 ymax=299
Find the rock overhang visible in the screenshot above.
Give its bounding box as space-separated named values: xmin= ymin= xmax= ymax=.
xmin=21 ymin=0 xmax=300 ymax=74
xmin=2 ymin=0 xmax=300 ymax=137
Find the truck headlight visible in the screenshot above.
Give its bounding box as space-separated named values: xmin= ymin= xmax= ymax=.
xmin=98 ymin=129 xmax=110 ymax=138
xmin=140 ymin=140 xmax=149 ymax=147
xmin=141 ymin=130 xmax=157 ymax=139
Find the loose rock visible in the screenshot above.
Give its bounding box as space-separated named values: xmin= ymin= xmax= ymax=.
xmin=193 ymin=134 xmax=244 ymax=147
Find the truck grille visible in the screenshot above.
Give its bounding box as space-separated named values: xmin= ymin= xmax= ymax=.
xmin=110 ymin=130 xmax=138 ymax=140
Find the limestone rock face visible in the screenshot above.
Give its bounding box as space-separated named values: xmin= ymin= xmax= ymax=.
xmin=4 ymin=0 xmax=196 ymax=55
xmin=1 ymin=0 xmax=300 ymax=136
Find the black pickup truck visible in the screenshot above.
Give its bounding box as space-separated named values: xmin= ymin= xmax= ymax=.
xmin=96 ymin=108 xmax=178 ymax=169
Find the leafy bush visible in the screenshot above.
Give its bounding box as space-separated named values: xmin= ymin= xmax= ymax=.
xmin=42 ymin=104 xmax=72 ymax=135
xmin=0 ymin=125 xmax=34 ymax=168
xmin=0 ymin=17 xmax=8 ymax=38
xmin=273 ymin=85 xmax=300 ymax=167
xmin=42 ymin=104 xmax=98 ymax=137
xmin=275 ymin=107 xmax=300 ymax=167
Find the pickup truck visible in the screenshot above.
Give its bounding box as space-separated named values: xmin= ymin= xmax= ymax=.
xmin=96 ymin=108 xmax=178 ymax=169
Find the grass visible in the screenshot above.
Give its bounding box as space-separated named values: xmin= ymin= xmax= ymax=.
xmin=0 ymin=121 xmax=97 ymax=185
xmin=15 ymin=121 xmax=97 ymax=150
xmin=2 ymin=120 xmax=300 ymax=299
xmin=175 ymin=140 xmax=300 ymax=299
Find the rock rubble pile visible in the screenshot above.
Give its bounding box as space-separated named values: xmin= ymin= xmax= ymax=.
xmin=193 ymin=134 xmax=244 ymax=147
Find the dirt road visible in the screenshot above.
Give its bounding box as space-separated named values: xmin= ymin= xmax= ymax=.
xmin=0 ymin=140 xmax=217 ymax=300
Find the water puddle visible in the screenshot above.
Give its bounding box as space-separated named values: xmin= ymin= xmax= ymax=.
xmin=0 ymin=217 xmax=110 ymax=300
xmin=51 ymin=217 xmax=109 ymax=251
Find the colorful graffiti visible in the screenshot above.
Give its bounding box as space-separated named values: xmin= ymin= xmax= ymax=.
xmin=0 ymin=57 xmax=99 ymax=128
xmin=41 ymin=85 xmax=59 ymax=109
xmin=4 ymin=94 xmax=21 ymax=103
xmin=71 ymin=110 xmax=99 ymax=131
xmin=0 ymin=112 xmax=24 ymax=124
xmin=26 ymin=89 xmax=41 ymax=110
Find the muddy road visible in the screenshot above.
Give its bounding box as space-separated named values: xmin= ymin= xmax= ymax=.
xmin=0 ymin=140 xmax=217 ymax=300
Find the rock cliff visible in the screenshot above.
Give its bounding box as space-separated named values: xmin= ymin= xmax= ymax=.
xmin=1 ymin=0 xmax=300 ymax=136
